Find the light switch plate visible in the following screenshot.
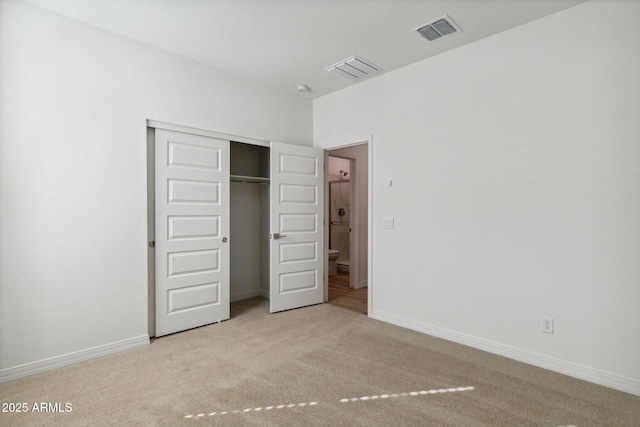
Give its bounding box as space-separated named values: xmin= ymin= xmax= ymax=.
xmin=383 ymin=216 xmax=394 ymax=229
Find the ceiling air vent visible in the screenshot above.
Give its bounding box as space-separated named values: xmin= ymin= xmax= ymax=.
xmin=325 ymin=56 xmax=381 ymax=82
xmin=415 ymin=16 xmax=460 ymax=41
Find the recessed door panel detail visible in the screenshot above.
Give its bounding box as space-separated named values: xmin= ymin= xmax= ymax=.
xmin=168 ymin=215 xmax=219 ymax=240
xmin=156 ymin=128 xmax=229 ymax=337
xmin=280 ymin=242 xmax=317 ymax=264
xmin=168 ymin=282 xmax=220 ymax=314
xmin=168 ymin=249 xmax=220 ymax=277
xmin=279 ymin=184 xmax=316 ymax=204
xmin=270 ymin=142 xmax=324 ymax=312
xmin=168 ymin=179 xmax=220 ymax=204
xmin=279 ymin=213 xmax=316 ymax=233
xmin=279 ymin=153 xmax=317 ymax=176
xmin=279 ymin=270 xmax=317 ymax=293
xmin=168 ymin=141 xmax=220 ymax=170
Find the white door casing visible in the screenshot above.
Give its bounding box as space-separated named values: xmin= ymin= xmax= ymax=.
xmin=155 ymin=129 xmax=230 ymax=336
xmin=270 ymin=142 xmax=325 ymax=312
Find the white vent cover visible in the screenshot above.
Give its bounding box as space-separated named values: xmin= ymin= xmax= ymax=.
xmin=415 ymin=16 xmax=460 ymax=41
xmin=325 ymin=56 xmax=381 ymax=82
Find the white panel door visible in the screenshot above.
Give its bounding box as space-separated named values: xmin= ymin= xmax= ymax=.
xmin=270 ymin=142 xmax=324 ymax=312
xmin=155 ymin=129 xmax=229 ymax=336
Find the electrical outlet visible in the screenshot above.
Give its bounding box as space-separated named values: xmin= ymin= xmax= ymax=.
xmin=541 ymin=316 xmax=554 ymax=334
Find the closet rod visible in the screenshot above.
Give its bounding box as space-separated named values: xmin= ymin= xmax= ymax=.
xmin=230 ymin=175 xmax=269 ymax=184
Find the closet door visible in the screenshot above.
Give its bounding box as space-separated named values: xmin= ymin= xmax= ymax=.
xmin=155 ymin=129 xmax=230 ymax=336
xmin=270 ymin=142 xmax=324 ymax=312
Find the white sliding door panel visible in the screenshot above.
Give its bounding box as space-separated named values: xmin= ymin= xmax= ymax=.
xmin=270 ymin=142 xmax=325 ymax=312
xmin=155 ymin=129 xmax=229 ymax=336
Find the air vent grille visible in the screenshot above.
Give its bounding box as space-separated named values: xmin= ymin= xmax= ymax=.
xmin=325 ymin=56 xmax=381 ymax=82
xmin=416 ymin=16 xmax=460 ymax=41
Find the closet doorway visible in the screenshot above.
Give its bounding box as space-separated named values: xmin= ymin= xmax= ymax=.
xmin=325 ymin=143 xmax=368 ymax=314
xmin=147 ymin=122 xmax=325 ymax=337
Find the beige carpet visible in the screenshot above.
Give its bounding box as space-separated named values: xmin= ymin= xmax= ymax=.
xmin=1 ymin=298 xmax=639 ymax=426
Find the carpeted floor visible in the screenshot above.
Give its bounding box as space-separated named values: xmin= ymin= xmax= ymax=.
xmin=1 ymin=298 xmax=639 ymax=426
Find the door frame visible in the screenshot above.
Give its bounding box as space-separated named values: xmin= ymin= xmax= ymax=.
xmin=323 ymin=139 xmax=372 ymax=316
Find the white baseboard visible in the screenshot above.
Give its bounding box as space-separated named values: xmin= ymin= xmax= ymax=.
xmin=370 ymin=309 xmax=640 ymax=397
xmin=354 ymin=279 xmax=368 ymax=289
xmin=0 ymin=335 xmax=150 ymax=383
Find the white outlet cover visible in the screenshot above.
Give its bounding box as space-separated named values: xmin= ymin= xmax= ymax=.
xmin=541 ymin=316 xmax=554 ymax=334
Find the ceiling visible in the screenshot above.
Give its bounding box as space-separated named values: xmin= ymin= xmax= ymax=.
xmin=23 ymin=0 xmax=587 ymax=99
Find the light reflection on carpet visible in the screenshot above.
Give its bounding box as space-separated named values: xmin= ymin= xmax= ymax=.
xmin=184 ymin=385 xmax=475 ymax=419
xmin=184 ymin=401 xmax=318 ymax=418
xmin=339 ymin=386 xmax=475 ymax=403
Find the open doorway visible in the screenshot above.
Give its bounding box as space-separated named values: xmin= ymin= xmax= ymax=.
xmin=326 ymin=143 xmax=368 ymax=314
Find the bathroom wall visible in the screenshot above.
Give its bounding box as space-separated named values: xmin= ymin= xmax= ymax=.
xmin=328 ymin=156 xmax=351 ymax=180
xmin=328 ymin=145 xmax=369 ymax=288
xmin=328 ymin=157 xmax=351 ymax=262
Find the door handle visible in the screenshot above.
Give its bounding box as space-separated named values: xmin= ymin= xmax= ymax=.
xmin=272 ymin=233 xmax=287 ymax=240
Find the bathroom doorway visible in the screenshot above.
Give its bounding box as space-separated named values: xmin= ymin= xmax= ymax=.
xmin=326 ymin=143 xmax=368 ymax=314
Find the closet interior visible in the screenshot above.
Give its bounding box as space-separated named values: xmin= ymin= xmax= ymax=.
xmin=150 ymin=124 xmax=325 ymax=337
xmin=230 ymin=141 xmax=270 ymax=302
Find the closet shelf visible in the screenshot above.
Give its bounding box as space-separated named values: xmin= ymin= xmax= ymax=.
xmin=230 ymin=174 xmax=270 ymax=184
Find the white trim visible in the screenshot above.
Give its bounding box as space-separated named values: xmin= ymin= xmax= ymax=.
xmin=147 ymin=120 xmax=269 ymax=147
xmin=0 ymin=335 xmax=150 ymax=383
xmin=367 ymin=134 xmax=373 ymax=317
xmin=370 ymin=309 xmax=640 ymax=397
xmin=322 ymin=137 xmax=372 ymax=309
xmin=324 ymin=150 xmax=329 ymax=303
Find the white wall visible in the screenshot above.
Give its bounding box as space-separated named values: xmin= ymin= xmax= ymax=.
xmin=0 ymin=0 xmax=312 ymax=378
xmin=314 ymin=0 xmax=640 ymax=395
xmin=230 ymin=182 xmax=269 ymax=302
